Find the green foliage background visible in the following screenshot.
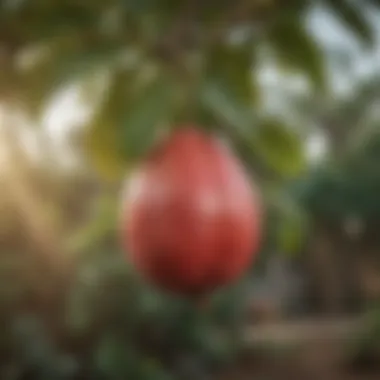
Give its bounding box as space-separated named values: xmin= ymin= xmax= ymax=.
xmin=0 ymin=0 xmax=380 ymax=379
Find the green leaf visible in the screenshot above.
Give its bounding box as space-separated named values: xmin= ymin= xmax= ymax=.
xmin=15 ymin=36 xmax=124 ymax=118
xmin=85 ymin=120 xmax=131 ymax=180
xmin=346 ymin=121 xmax=380 ymax=155
xmin=365 ymin=0 xmax=380 ymax=8
xmin=200 ymin=79 xmax=255 ymax=136
xmin=66 ymin=195 xmax=118 ymax=254
xmin=120 ymin=71 xmax=178 ymax=160
xmin=205 ymin=42 xmax=259 ymax=105
xmin=199 ymin=40 xmax=260 ymax=134
xmin=84 ymin=65 xmax=145 ymax=179
xmin=277 ymin=210 xmax=307 ymax=255
xmin=140 ymin=359 xmax=174 ymax=380
xmin=268 ymin=15 xmax=326 ymax=90
xmin=268 ymin=189 xmax=309 ymax=255
xmin=85 ymin=67 xmax=178 ymax=179
xmin=65 ymin=280 xmax=97 ymax=334
xmin=325 ymin=0 xmax=374 ymax=44
xmin=253 ymin=119 xmax=306 ymax=177
xmin=95 ymin=334 xmax=137 ymax=379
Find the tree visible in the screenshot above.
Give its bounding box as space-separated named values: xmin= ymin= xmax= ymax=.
xmin=289 ymin=73 xmax=380 ymax=315
xmin=1 ymin=0 xmax=378 ymax=179
xmin=0 ymin=1 xmax=380 ymax=379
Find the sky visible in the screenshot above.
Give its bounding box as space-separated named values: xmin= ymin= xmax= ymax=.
xmin=308 ymin=3 xmax=380 ymax=90
xmin=22 ymin=4 xmax=380 ymax=167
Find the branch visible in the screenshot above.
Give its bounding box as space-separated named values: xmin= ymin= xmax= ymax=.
xmin=243 ymin=316 xmax=368 ymax=346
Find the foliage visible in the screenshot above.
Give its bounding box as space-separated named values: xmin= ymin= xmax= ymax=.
xmin=1 ymin=0 xmax=378 ymax=178
xmin=297 ymin=132 xmax=380 ymax=229
xmin=0 ymin=246 xmax=253 ymax=379
xmin=0 ymin=1 xmax=380 ymax=379
xmin=294 ymin=74 xmax=380 ymax=225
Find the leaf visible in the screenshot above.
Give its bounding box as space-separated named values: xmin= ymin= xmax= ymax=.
xmin=268 ymin=188 xmax=309 ymax=255
xmin=95 ymin=314 xmax=177 ymax=378
xmin=268 ymin=15 xmax=326 ymax=90
xmin=15 ymin=35 xmax=124 ymax=118
xmin=11 ymin=315 xmax=59 ymax=372
xmin=65 ymin=280 xmax=97 ymax=334
xmin=84 ymin=67 xmax=142 ymax=179
xmin=140 ymin=358 xmax=175 ymax=380
xmin=277 ymin=210 xmax=307 ymax=255
xmin=85 ymin=119 xmax=131 ymax=180
xmin=346 ymin=121 xmax=380 ymax=155
xmin=66 ymin=195 xmax=118 ymax=254
xmin=365 ymin=0 xmax=380 ymax=8
xmin=200 ymin=79 xmax=255 ymax=136
xmin=120 ymin=71 xmax=177 ymax=159
xmin=95 ymin=334 xmax=137 ymax=379
xmin=253 ymin=119 xmax=306 ymax=177
xmin=205 ymin=42 xmax=259 ymax=105
xmin=325 ymin=0 xmax=374 ymax=44
xmin=85 ymin=67 xmax=178 ymax=179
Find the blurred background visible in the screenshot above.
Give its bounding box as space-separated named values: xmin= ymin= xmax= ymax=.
xmin=0 ymin=0 xmax=380 ymax=379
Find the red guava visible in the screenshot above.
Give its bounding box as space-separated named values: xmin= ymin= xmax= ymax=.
xmin=120 ymin=127 xmax=262 ymax=297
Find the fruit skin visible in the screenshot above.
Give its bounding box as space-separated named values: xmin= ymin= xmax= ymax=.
xmin=120 ymin=127 xmax=262 ymax=297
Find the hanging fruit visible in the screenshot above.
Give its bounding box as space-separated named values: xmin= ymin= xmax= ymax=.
xmin=120 ymin=127 xmax=262 ymax=297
